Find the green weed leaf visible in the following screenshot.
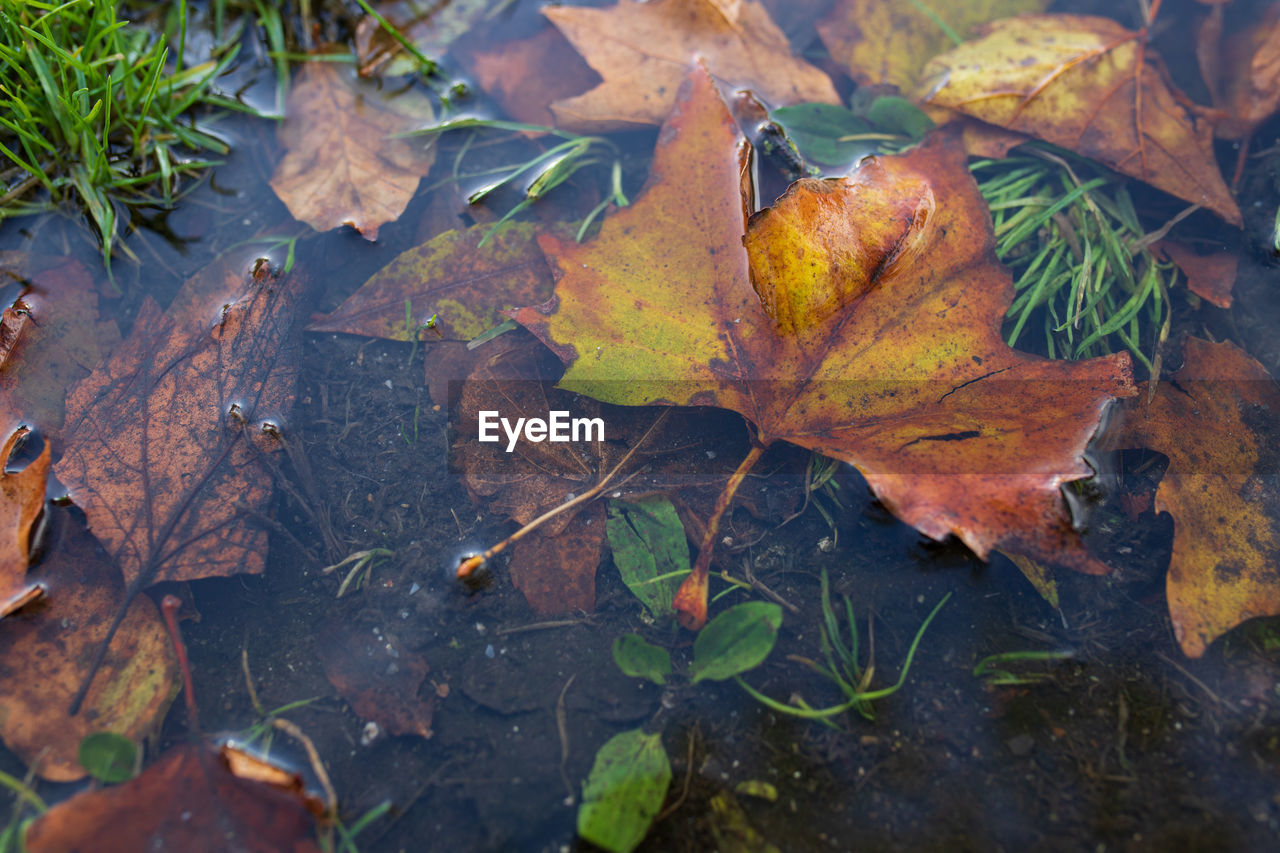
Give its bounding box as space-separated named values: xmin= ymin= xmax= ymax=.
xmin=612 ymin=634 xmax=672 ymax=685
xmin=78 ymin=732 xmax=137 ymax=783
xmin=690 ymin=602 xmax=782 ymax=683
xmin=578 ymin=728 xmax=671 ymax=853
xmin=606 ymin=497 xmax=688 ymax=620
xmin=771 ymin=103 xmax=874 ymax=166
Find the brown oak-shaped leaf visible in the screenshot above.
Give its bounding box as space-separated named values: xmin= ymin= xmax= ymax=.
xmin=543 ymin=0 xmax=838 ymax=131
xmin=25 ymin=742 xmax=323 ymax=852
xmin=818 ymin=0 xmax=1048 ymax=92
xmin=515 ymin=65 xmax=1135 ymax=627
xmin=0 ymin=253 xmax=120 ymax=438
xmin=1 ymin=428 xmax=48 ymax=617
xmin=1112 ymin=337 xmax=1280 ymax=657
xmin=921 ymin=15 xmax=1242 ymax=225
xmin=460 ymin=25 xmax=602 ymax=129
xmin=271 ymin=60 xmax=438 ymax=239
xmin=317 ymin=617 xmax=436 ymax=739
xmin=0 ymin=518 xmax=178 ymax=781
xmin=54 ymin=258 xmax=302 ymax=589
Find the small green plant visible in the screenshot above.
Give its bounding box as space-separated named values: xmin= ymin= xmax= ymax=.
xmin=579 ymin=601 xmax=784 ymax=853
xmin=973 ymin=649 xmax=1076 ymax=686
xmin=0 ymin=0 xmax=241 ymax=266
xmin=0 ymin=766 xmax=45 ymax=853
xmin=77 ymin=731 xmax=138 ymax=783
xmin=605 ymin=496 xmax=690 ymax=623
xmin=408 ymin=117 xmax=629 ymax=243
xmin=737 ymin=571 xmax=948 ymax=725
xmin=320 ymin=548 xmax=394 ymax=598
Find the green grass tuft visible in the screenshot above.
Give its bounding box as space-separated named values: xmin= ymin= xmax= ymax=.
xmin=0 ymin=0 xmax=241 ymax=267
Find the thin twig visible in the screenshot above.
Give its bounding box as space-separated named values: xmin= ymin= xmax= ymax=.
xmin=657 ymin=729 xmax=697 ymax=821
xmin=556 ymin=674 xmax=577 ymax=804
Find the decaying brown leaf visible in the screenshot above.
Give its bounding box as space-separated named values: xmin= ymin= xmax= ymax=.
xmin=1 ymin=428 xmax=48 ymax=618
xmin=543 ymin=0 xmax=839 ymax=131
xmin=0 ymin=518 xmax=178 ymax=781
xmin=24 ymin=742 xmax=324 ymax=852
xmin=818 ymin=0 xmax=1049 ymax=92
xmin=270 ymin=60 xmax=438 ymax=239
xmin=317 ymin=617 xmax=437 ymax=739
xmin=1211 ymin=1 xmax=1280 ymax=138
xmin=1113 ymin=337 xmax=1280 ymax=657
xmin=922 ymin=15 xmax=1243 ymax=225
xmin=1156 ymin=241 xmax=1238 ymax=309
xmin=55 ymin=259 xmax=301 ymax=589
xmin=0 ymin=253 xmax=120 ymax=438
xmin=461 ymin=25 xmax=602 ymax=129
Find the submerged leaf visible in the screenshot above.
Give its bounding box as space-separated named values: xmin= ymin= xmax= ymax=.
xmin=308 ymin=222 xmax=555 ymax=342
xmin=0 ymin=253 xmax=119 ymax=438
xmin=612 ymin=634 xmax=672 ymax=685
xmin=317 ymin=618 xmax=437 ymax=739
xmin=689 ymin=601 xmax=782 ymax=683
xmin=1113 ymin=337 xmax=1280 ymax=657
xmin=922 ymin=15 xmax=1242 ymax=225
xmin=54 ymin=258 xmax=302 ymax=588
xmin=606 ymin=497 xmax=689 ymax=621
xmin=578 ymin=728 xmax=671 ymax=853
xmin=544 ymin=0 xmax=838 ymax=131
xmin=0 ymin=520 xmax=178 ymax=782
xmin=270 ymin=60 xmax=437 ymax=239
xmin=25 ymin=742 xmax=324 ymax=852
xmin=516 ymin=65 xmax=1135 ymax=626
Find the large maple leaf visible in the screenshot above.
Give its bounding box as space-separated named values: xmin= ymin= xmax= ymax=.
xmin=515 ymin=65 xmax=1135 ymax=628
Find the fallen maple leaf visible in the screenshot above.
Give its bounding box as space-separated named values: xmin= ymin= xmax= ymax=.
xmin=24 ymin=742 xmax=324 ymax=852
xmin=1112 ymin=337 xmax=1280 ymax=657
xmin=921 ymin=15 xmax=1243 ymax=226
xmin=1 ymin=427 xmax=48 ymax=617
xmin=0 ymin=253 xmax=120 ymax=438
xmin=0 ymin=518 xmax=178 ymax=781
xmin=543 ymin=0 xmax=839 ymax=131
xmin=270 ymin=59 xmax=438 ymax=239
xmin=515 ymin=64 xmax=1135 ymax=628
xmin=317 ymin=617 xmax=437 ymax=739
xmin=818 ymin=0 xmax=1048 ymax=92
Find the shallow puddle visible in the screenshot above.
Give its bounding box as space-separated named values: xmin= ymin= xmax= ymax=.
xmin=3 ymin=1 xmax=1280 ymax=851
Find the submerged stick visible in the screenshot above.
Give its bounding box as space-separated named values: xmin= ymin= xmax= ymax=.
xmin=456 ymin=410 xmax=669 ymax=579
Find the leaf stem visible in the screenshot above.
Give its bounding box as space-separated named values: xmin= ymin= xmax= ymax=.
xmin=673 ymin=442 xmax=768 ymax=630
